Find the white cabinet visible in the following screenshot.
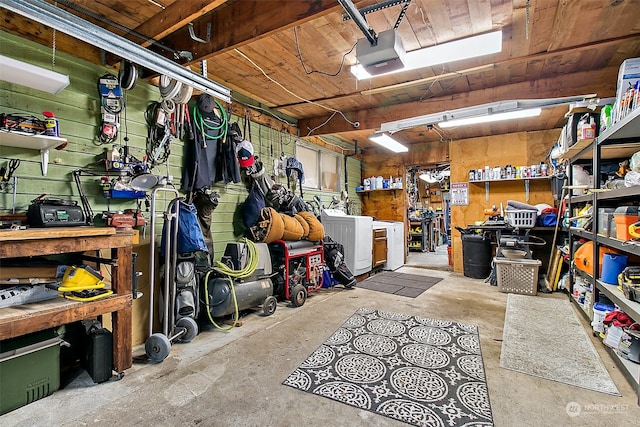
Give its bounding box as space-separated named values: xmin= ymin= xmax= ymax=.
xmin=372 ymin=220 xmax=405 ymax=271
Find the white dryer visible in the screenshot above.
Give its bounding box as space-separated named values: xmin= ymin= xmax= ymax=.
xmin=321 ymin=209 xmax=373 ymax=276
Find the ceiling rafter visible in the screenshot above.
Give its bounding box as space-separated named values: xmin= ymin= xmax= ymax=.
xmin=273 ymin=31 xmax=640 ymax=111
xmin=156 ymin=0 xmax=341 ymax=63
xmin=133 ymin=0 xmax=228 ymax=46
xmin=297 ymin=66 xmax=618 ymax=135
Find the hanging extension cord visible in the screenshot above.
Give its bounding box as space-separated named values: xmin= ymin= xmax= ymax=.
xmin=97 ymin=73 xmax=123 ymax=145
xmin=204 ymin=239 xmax=259 ymax=330
xmin=192 ymin=100 xmax=228 ymax=146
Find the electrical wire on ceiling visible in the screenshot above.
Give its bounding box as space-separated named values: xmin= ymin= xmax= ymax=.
xmin=147 ymin=0 xmax=166 ymax=9
xmin=230 ymin=96 xmax=296 ymax=127
xmin=427 ymin=124 xmax=451 ymax=144
xmin=233 ymin=48 xmax=360 ymax=132
xmin=305 ymin=112 xmax=338 ymax=136
xmin=293 ymin=26 xmax=356 ymax=77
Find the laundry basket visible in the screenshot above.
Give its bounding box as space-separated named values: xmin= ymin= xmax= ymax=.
xmin=505 ymin=209 xmax=537 ymax=229
xmin=494 ymin=257 xmax=541 ymax=295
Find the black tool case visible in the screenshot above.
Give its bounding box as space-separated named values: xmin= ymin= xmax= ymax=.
xmin=84 ymin=325 xmax=113 ymax=383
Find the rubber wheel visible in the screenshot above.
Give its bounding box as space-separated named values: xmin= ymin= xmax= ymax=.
xmin=176 ymin=317 xmax=198 ymax=343
xmin=291 ymin=284 xmax=307 ymax=307
xmin=145 ymin=333 xmax=171 ymax=363
xmin=263 ymin=295 xmax=277 ymax=316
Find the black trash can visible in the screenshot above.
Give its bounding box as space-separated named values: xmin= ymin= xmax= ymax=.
xmin=462 ymin=232 xmax=492 ymax=279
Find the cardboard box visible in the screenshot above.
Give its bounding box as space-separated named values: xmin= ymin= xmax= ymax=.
xmin=616 ymin=57 xmax=640 ymax=103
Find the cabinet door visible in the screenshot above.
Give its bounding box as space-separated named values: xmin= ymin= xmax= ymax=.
xmin=372 ymin=229 xmax=387 ymax=267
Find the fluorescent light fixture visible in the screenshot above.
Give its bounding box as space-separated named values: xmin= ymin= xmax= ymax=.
xmin=2 ymin=0 xmax=230 ymax=102
xmin=368 ymin=132 xmax=408 ymax=153
xmin=419 ymin=172 xmax=437 ymax=183
xmin=351 ymin=30 xmax=502 ymax=80
xmin=420 ymin=168 xmax=450 ymax=183
xmin=0 ymin=55 xmax=70 ymax=94
xmin=438 ymin=108 xmax=541 ymax=128
xmin=380 ymin=95 xmax=595 ymax=133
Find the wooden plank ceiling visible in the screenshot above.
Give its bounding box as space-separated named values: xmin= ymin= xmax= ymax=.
xmin=2 ymin=0 xmax=640 ymax=152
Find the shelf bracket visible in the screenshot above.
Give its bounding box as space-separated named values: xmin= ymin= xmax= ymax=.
xmin=40 ymin=148 xmax=49 ymax=176
xmin=525 ymin=179 xmax=530 ymax=201
xmin=484 ymin=182 xmax=489 ymax=202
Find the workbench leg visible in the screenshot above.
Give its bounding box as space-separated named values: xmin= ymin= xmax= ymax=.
xmin=112 ymin=308 xmax=132 ymax=371
xmin=112 ymin=245 xmax=133 ymax=372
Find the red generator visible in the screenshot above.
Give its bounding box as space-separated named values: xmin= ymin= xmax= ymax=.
xmin=268 ymin=240 xmax=324 ymax=307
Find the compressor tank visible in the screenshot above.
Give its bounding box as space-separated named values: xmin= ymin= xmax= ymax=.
xmin=205 ymin=277 xmax=274 ymax=317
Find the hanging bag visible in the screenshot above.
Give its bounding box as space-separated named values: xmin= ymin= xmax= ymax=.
xmin=242 ymin=182 xmax=266 ymax=228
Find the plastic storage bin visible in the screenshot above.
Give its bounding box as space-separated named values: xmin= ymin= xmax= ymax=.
xmin=494 ymin=257 xmax=541 ymax=295
xmin=597 ymin=208 xmax=616 ymax=237
xmin=0 ymin=329 xmax=63 ymax=415
xmin=505 ymin=209 xmax=537 ymax=229
xmin=613 ymin=206 xmax=639 ymax=241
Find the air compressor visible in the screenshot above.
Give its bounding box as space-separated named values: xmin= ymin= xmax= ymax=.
xmin=202 ymin=241 xmax=277 ymax=324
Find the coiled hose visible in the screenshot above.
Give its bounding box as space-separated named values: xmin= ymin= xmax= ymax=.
xmin=192 ymin=100 xmax=228 ymax=143
xmin=203 ymin=239 xmax=259 ymax=330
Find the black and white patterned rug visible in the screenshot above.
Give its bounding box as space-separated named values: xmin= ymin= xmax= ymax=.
xmin=283 ymin=308 xmax=494 ymax=426
xmin=357 ymin=272 xmax=443 ymax=298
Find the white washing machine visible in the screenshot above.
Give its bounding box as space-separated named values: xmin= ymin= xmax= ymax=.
xmin=321 ymin=209 xmax=373 ymax=276
xmin=372 ymin=220 xmax=405 ymax=271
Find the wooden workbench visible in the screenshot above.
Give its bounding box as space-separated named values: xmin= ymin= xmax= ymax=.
xmin=0 ymin=227 xmax=134 ymax=372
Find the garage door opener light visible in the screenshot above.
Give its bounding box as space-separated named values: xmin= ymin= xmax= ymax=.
xmin=351 ymin=30 xmax=503 ymax=80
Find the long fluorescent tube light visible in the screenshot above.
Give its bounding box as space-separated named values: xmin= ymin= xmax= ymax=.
xmin=438 ymin=108 xmax=542 ymax=128
xmin=380 ymin=95 xmax=595 ymax=133
xmin=0 ymin=55 xmax=70 ymax=94
xmin=419 ymin=173 xmax=437 ymax=183
xmin=368 ymin=133 xmax=408 ymax=153
xmin=1 ymin=0 xmax=230 ymax=102
xmin=351 ymin=30 xmax=502 ymax=80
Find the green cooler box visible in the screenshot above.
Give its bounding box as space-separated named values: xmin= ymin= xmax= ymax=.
xmin=0 ymin=329 xmax=63 ymax=415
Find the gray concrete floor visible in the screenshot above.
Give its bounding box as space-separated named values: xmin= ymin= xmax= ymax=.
xmin=2 ymin=246 xmax=639 ymax=426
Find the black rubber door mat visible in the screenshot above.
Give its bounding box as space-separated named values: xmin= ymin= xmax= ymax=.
xmin=357 ymin=271 xmax=442 ymax=298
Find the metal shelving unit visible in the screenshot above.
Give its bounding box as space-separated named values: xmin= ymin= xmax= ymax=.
xmin=408 ymin=219 xmax=429 ymax=252
xmin=566 ymin=107 xmax=640 ymax=401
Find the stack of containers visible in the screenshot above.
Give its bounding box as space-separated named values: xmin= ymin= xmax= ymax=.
xmin=613 ymin=58 xmax=640 ymax=125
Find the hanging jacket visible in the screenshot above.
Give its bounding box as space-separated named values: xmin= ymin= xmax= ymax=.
xmin=181 ymin=107 xmax=221 ymax=192
xmin=218 ymin=122 xmax=242 ymax=184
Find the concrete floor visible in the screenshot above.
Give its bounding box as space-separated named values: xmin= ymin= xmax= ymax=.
xmin=2 ymin=246 xmax=639 ymax=426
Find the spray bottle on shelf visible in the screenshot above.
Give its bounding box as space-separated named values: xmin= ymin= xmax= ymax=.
xmin=42 ymin=111 xmax=59 ymax=137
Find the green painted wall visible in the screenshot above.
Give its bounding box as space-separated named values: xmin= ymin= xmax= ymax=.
xmin=0 ymin=31 xmax=362 ymax=260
